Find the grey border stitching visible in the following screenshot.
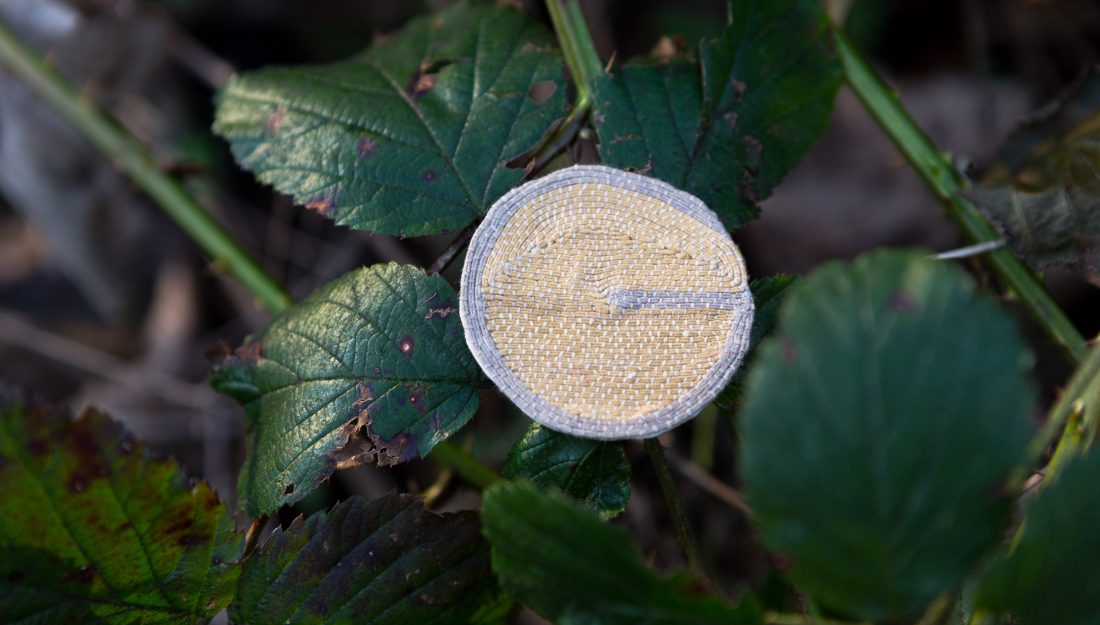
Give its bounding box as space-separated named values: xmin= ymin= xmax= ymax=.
xmin=459 ymin=165 xmax=754 ymax=439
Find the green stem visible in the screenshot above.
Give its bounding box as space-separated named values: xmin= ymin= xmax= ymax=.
xmin=1037 ymin=341 xmax=1100 ymax=479
xmin=428 ymin=442 xmax=503 ymax=490
xmin=0 ymin=18 xmax=502 ymax=493
xmin=545 ymin=0 xmax=602 ymax=109
xmin=644 ymin=438 xmax=710 ymax=585
xmin=0 ymin=19 xmax=292 ymax=315
xmin=834 ymin=28 xmax=1088 ymax=364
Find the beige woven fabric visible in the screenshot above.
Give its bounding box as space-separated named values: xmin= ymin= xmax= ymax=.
xmin=460 ymin=165 xmax=753 ymax=439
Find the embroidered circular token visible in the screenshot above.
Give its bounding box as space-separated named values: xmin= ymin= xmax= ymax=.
xmin=460 ymin=165 xmax=754 ymax=439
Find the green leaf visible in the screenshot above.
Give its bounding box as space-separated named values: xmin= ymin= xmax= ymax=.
xmin=975 ymin=450 xmax=1100 ymax=625
xmin=739 ymin=249 xmax=1036 ymax=621
xmin=213 ymin=1 xmax=567 ymax=236
xmin=209 ymin=263 xmax=482 ymax=517
xmin=502 ymin=424 xmax=631 ymax=518
xmin=231 ymin=494 xmax=501 ymax=625
xmin=714 ymin=275 xmax=798 ymax=408
xmin=592 ymin=0 xmax=841 ymax=230
xmin=481 ymin=481 xmax=760 ymax=624
xmin=0 ymin=395 xmax=241 ymax=624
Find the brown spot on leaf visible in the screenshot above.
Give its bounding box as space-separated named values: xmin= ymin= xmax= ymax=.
xmin=731 ymin=79 xmax=747 ymax=102
xmin=165 ymin=516 xmax=195 ymax=536
xmin=742 ymin=135 xmax=763 ymax=170
xmin=520 ymin=41 xmax=555 ymax=54
xmin=305 ymin=192 xmax=337 ymax=217
xmin=353 ymin=381 xmax=374 ymax=409
xmin=179 ymin=533 xmax=211 ymax=548
xmin=411 ymin=73 xmax=437 ymax=97
xmin=889 ymin=291 xmax=916 ymax=313
xmin=397 ymin=336 xmax=415 ymax=356
xmin=421 ymin=170 xmax=438 ymax=182
xmin=406 ymin=385 xmax=428 ymax=414
xmin=425 ymin=306 xmax=458 ymax=319
xmin=781 ymin=339 xmax=797 ymax=363
xmin=527 ymin=80 xmax=557 ymax=104
xmin=357 ymin=135 xmax=378 ymax=159
xmin=266 ymin=108 xmax=286 ymax=133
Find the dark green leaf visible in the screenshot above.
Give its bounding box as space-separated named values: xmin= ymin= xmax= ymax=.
xmin=502 ymin=424 xmax=630 ymax=518
xmin=0 ymin=395 xmax=241 ymax=624
xmin=231 ymin=494 xmax=502 ymax=625
xmin=592 ymin=0 xmax=841 ymax=230
xmin=209 ymin=263 xmax=482 ymax=517
xmin=739 ymin=249 xmax=1035 ymax=621
xmin=481 ymin=481 xmax=760 ymax=624
xmin=714 ymin=275 xmax=798 ymax=408
xmin=213 ymin=1 xmax=567 ymax=236
xmin=976 ymin=450 xmax=1100 ymax=625
xmin=968 ymin=69 xmax=1100 ymax=285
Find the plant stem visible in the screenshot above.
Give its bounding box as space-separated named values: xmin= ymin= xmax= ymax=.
xmin=834 ymin=28 xmax=1088 ymax=364
xmin=0 ymin=19 xmax=293 ymax=315
xmin=1037 ymin=341 xmax=1100 ymax=479
xmin=544 ymin=0 xmax=602 ymax=111
xmin=644 ymin=437 xmax=709 ymax=585
xmin=0 ymin=18 xmax=503 ymax=493
xmin=428 ymin=441 xmax=503 ymax=490
xmin=428 ymin=220 xmax=480 ymax=276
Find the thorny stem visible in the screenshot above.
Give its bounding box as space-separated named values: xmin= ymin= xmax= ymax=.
xmin=0 ymin=19 xmax=293 ymax=315
xmin=835 ymin=27 xmax=1100 ymax=475
xmin=1035 ymin=341 xmax=1100 ymax=481
xmin=0 ymin=18 xmax=502 ymax=498
xmin=428 ymin=440 xmax=503 ymax=490
xmin=644 ymin=438 xmax=711 ymax=586
xmin=544 ymin=0 xmax=602 ymax=113
xmin=835 ymin=28 xmax=1088 ymax=364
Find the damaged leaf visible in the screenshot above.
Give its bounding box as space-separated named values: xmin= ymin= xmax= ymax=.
xmin=503 ymin=424 xmax=630 ymax=518
xmin=592 ymin=0 xmax=842 ymax=230
xmin=715 ymin=275 xmax=798 ymax=408
xmin=967 ymin=69 xmax=1100 ymax=285
xmin=738 ymin=250 xmax=1036 ymax=621
xmin=213 ymin=1 xmax=567 ymax=237
xmin=482 ymin=482 xmax=760 ymax=624
xmin=209 ymin=263 xmax=482 ymax=517
xmin=0 ymin=393 xmax=241 ymax=624
xmin=231 ymin=494 xmax=503 ymax=625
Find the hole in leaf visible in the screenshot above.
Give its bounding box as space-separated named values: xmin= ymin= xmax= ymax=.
xmin=284 ymin=483 xmax=295 ymax=496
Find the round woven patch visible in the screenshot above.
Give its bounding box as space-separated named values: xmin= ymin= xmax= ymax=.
xmin=460 ymin=165 xmax=754 ymax=439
